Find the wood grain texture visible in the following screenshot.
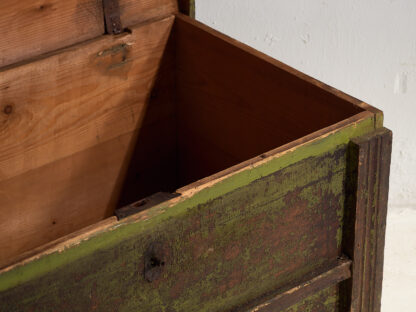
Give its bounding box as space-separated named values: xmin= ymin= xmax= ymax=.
xmin=245 ymin=258 xmax=351 ymax=312
xmin=281 ymin=285 xmax=340 ymax=312
xmin=119 ymin=0 xmax=178 ymax=27
xmin=174 ymin=15 xmax=364 ymax=185
xmin=349 ymin=128 xmax=392 ymax=312
xmin=0 ymin=0 xmax=104 ymax=68
xmin=0 ymin=133 xmax=136 ymax=268
xmin=0 ymin=16 xmax=174 ymax=182
xmin=0 ymin=16 xmax=175 ymax=268
xmin=0 ymin=147 xmax=349 ymax=311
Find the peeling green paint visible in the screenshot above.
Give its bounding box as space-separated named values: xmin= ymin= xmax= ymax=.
xmin=0 ymin=115 xmax=377 ymax=311
xmin=282 ymin=286 xmax=339 ymax=312
xmin=189 ymin=0 xmax=196 ymax=18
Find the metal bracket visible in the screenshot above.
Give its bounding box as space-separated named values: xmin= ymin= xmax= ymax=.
xmin=103 ymin=0 xmax=123 ymax=35
xmin=115 ymin=192 xmax=180 ymax=220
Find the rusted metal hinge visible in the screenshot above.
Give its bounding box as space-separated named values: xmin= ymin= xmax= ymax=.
xmin=103 ymin=0 xmax=123 ymax=35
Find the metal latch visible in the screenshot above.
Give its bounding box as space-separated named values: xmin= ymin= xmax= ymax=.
xmin=103 ymin=0 xmax=123 ymax=34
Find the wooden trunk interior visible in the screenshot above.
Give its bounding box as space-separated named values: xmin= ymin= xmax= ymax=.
xmin=0 ymin=14 xmax=364 ymax=268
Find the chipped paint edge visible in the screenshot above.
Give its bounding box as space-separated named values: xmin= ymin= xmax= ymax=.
xmin=0 ymin=112 xmax=379 ymax=292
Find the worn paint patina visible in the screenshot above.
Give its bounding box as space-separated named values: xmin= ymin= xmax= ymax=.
xmin=282 ymin=286 xmax=339 ymax=312
xmin=0 ymin=115 xmax=379 ymax=311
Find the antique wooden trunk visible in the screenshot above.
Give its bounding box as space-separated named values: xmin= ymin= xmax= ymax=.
xmin=0 ymin=1 xmax=392 ymax=311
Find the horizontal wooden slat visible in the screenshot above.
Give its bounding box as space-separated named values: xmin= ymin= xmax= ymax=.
xmin=281 ymin=285 xmax=340 ymax=312
xmin=0 ymin=16 xmax=174 ymax=182
xmin=244 ymin=258 xmax=352 ymax=312
xmin=0 ymin=0 xmax=181 ymax=69
xmin=119 ymin=0 xmax=178 ymax=27
xmin=0 ymin=117 xmax=178 ymax=269
xmin=0 ymin=131 xmax=135 ymax=268
xmin=0 ymin=0 xmax=104 ymax=68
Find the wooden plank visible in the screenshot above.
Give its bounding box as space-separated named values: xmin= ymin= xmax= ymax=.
xmin=349 ymin=128 xmax=392 ymax=312
xmin=0 ymin=16 xmax=174 ymax=183
xmin=174 ymin=14 xmax=382 ymax=123
xmin=1 ymin=217 xmax=118 ymax=270
xmin=0 ymin=113 xmax=377 ymax=306
xmin=174 ymin=15 xmax=365 ymax=185
xmin=281 ymin=285 xmax=340 ymax=312
xmin=0 ymin=16 xmax=175 ymax=268
xmin=0 ymin=0 xmax=104 ymax=68
xmin=0 ymin=131 xmax=135 ymax=268
xmin=244 ymin=258 xmax=351 ymax=312
xmin=119 ymin=0 xmax=178 ymax=27
xmin=175 ymin=14 xmax=364 ymax=133
xmin=0 ymin=145 xmax=351 ymax=311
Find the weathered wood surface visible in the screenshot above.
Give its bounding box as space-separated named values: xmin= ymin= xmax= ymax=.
xmin=0 ymin=106 xmax=379 ymax=311
xmin=244 ymin=258 xmax=351 ymax=312
xmin=0 ymin=0 xmax=181 ymax=69
xmin=349 ymin=128 xmax=392 ymax=312
xmin=178 ymin=0 xmax=195 ymax=17
xmin=0 ymin=10 xmax=389 ymax=311
xmin=0 ymin=0 xmax=104 ymax=68
xmin=0 ymin=146 xmax=349 ymax=311
xmin=281 ymin=285 xmax=340 ymax=312
xmin=119 ymin=0 xmax=178 ymax=28
xmin=0 ymin=16 xmax=174 ymax=268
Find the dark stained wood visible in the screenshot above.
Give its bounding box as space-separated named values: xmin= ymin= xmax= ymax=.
xmin=243 ymin=258 xmax=351 ymax=312
xmin=0 ymin=0 xmax=104 ymax=68
xmin=174 ymin=14 xmax=364 ymax=185
xmin=103 ymin=0 xmax=123 ymax=34
xmin=348 ymin=128 xmax=392 ymax=312
xmin=174 ymin=14 xmax=380 ymax=118
xmin=178 ymin=0 xmax=195 ymax=17
xmin=116 ymin=32 xmax=178 ymax=207
xmin=0 ymin=147 xmax=349 ymax=311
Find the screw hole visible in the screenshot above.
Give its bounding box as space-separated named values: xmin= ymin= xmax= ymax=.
xmin=150 ymin=257 xmax=165 ymax=268
xmin=3 ymin=105 xmax=13 ymax=115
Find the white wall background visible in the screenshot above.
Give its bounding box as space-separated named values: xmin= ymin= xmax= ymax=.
xmin=195 ymin=1 xmax=416 ymax=310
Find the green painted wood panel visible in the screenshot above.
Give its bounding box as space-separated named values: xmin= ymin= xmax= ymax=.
xmin=1 ymin=147 xmax=345 ymax=311
xmin=0 ymin=115 xmax=378 ymax=311
xmin=282 ymin=285 xmax=340 ymax=312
